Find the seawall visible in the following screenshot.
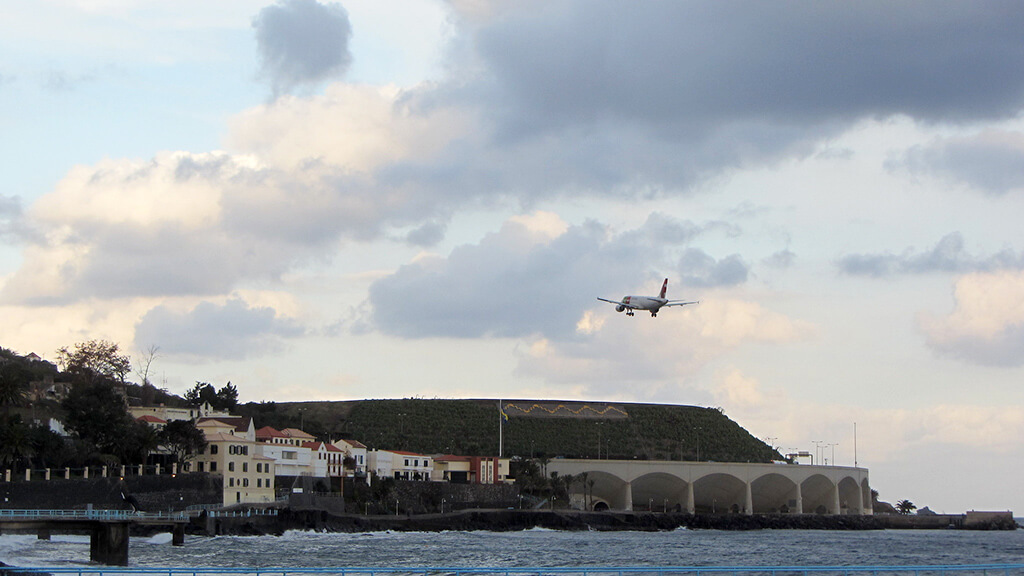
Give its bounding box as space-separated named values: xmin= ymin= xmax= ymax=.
xmin=196 ymin=508 xmax=1017 ymax=535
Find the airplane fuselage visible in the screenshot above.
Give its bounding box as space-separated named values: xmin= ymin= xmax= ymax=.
xmin=599 ymin=278 xmax=697 ymax=317
xmin=615 ymin=296 xmax=669 ymax=316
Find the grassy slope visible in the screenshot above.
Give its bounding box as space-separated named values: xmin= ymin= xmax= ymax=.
xmin=237 ymin=399 xmax=780 ymax=463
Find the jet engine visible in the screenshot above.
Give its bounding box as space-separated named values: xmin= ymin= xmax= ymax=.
xmin=616 ymin=304 xmax=626 ymax=313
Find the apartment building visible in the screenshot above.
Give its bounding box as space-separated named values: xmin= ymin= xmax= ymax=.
xmin=367 ymin=450 xmax=433 ymax=481
xmin=193 ymin=417 xmax=275 ymax=505
xmin=331 ymin=438 xmax=367 ymax=476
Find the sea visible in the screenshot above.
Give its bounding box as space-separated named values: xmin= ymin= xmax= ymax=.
xmin=3 ymin=527 xmax=1024 ymax=569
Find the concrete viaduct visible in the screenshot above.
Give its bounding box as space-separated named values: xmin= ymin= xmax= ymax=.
xmin=546 ymin=459 xmax=872 ymax=515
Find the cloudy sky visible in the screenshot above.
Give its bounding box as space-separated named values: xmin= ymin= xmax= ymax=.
xmin=3 ymin=0 xmax=1024 ymax=514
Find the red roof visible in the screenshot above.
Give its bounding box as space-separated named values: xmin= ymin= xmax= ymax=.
xmin=302 ymin=441 xmax=343 ymax=452
xmin=391 ymin=450 xmax=429 ymax=457
xmin=256 ymin=426 xmax=286 ymax=439
xmin=137 ymin=415 xmax=166 ymax=424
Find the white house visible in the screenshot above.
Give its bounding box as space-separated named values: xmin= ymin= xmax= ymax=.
xmin=331 ymin=438 xmax=368 ymax=476
xmin=368 ymin=450 xmax=433 ymax=481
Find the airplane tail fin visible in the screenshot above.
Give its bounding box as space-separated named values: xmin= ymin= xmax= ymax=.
xmin=659 ymin=278 xmax=668 ymax=299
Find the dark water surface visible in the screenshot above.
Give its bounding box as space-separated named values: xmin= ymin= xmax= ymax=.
xmin=3 ymin=528 xmax=1024 ymax=568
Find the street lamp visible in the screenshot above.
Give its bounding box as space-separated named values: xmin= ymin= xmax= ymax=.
xmin=827 ymin=443 xmax=839 ymax=466
xmin=441 ymin=498 xmax=446 ymax=514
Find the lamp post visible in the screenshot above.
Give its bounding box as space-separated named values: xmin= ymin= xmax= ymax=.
xmin=441 ymin=498 xmax=446 ymax=514
xmin=813 ymin=440 xmax=824 ymax=466
xmin=664 ymin=498 xmax=669 ymax=513
xmin=828 ymin=443 xmax=839 ymax=466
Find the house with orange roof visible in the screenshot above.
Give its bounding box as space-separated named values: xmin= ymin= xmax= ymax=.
xmin=367 ymin=450 xmax=433 ymax=481
xmin=193 ymin=416 xmax=274 ymax=505
xmin=331 ymin=438 xmax=367 ymax=477
xmin=433 ymin=455 xmax=510 ymax=484
xmin=303 ymin=441 xmax=345 ymax=478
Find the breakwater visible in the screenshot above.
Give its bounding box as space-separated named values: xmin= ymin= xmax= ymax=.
xmin=194 ymin=508 xmax=1017 ymax=536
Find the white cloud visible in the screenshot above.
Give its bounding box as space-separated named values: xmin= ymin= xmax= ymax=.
xmin=226 ymin=83 xmax=471 ymax=173
xmin=918 ymin=271 xmax=1024 ymax=366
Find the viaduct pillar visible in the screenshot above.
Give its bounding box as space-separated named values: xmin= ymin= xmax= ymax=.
xmin=794 ymin=482 xmax=803 ymax=514
xmin=90 ymin=522 xmax=129 ymax=566
xmin=685 ymin=482 xmax=695 ymax=514
xmin=744 ymin=481 xmax=753 ymax=515
xmin=622 ymin=481 xmax=633 ymax=511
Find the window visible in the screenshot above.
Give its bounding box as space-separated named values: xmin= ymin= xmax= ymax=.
xmin=243 ymin=478 xmax=249 ymax=487
xmin=405 ymin=459 xmax=410 ymax=466
xmin=229 ymin=477 xmax=234 ymax=487
xmin=210 ymin=462 xmax=217 ymax=472
xmin=256 ymin=463 xmax=262 ymax=473
xmin=283 ymin=451 xmax=297 ymax=460
xmin=243 ymin=462 xmax=248 ymax=473
xmin=197 ymin=462 xmax=205 ymax=472
xmin=228 ymin=462 xmax=235 ymax=472
xmin=210 ymin=445 xmax=218 ymax=455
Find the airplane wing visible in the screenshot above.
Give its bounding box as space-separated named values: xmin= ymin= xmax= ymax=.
xmin=597 ymin=297 xmax=640 ymax=310
xmin=663 ymin=300 xmax=700 ymax=307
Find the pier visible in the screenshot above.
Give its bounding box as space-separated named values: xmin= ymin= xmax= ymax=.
xmin=0 ymin=509 xmax=190 ymax=565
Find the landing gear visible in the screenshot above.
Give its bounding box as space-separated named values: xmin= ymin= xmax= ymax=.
xmin=651 ymin=312 xmax=657 ymax=317
xmin=626 ymin=310 xmax=635 ymax=316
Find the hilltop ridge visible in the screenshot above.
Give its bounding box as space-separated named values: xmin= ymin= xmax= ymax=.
xmin=236 ymin=398 xmax=781 ymax=462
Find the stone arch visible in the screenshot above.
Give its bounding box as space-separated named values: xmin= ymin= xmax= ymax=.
xmin=837 ymin=476 xmax=862 ymax=514
xmin=750 ymin=473 xmax=799 ymax=514
xmin=692 ymin=472 xmax=746 ymax=514
xmin=566 ymin=470 xmax=630 ymax=511
xmin=630 ymin=472 xmax=689 ymax=512
xmin=861 ymin=478 xmax=873 ymax=515
xmin=801 ymin=474 xmax=837 ymax=514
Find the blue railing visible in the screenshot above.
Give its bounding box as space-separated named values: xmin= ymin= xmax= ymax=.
xmin=0 ymin=509 xmax=189 ymax=521
xmin=1 ymin=566 xmax=1022 ymax=576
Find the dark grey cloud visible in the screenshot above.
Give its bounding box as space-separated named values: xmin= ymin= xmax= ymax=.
xmin=678 ymin=249 xmax=749 ymax=288
xmin=477 ymin=2 xmax=1024 ymax=131
xmin=837 ymin=232 xmax=1024 ymax=277
xmin=764 ymin=249 xmax=796 ymax=269
xmin=134 ymin=298 xmax=304 ymax=360
xmin=364 ymin=213 xmax=738 ymax=339
xmin=404 ymin=222 xmax=446 ymax=247
xmin=379 ymin=1 xmax=1024 ymax=206
xmin=253 ymin=0 xmax=352 ymax=97
xmin=899 ymin=132 xmax=1024 ymax=195
xmin=0 ymin=195 xmax=21 ymax=239
xmin=925 ymin=324 xmax=1024 ymax=368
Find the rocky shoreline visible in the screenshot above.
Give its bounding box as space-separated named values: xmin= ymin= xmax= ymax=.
xmin=189 ymin=508 xmax=1018 ymax=537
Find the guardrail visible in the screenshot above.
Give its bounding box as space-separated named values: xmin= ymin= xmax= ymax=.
xmin=1 ymin=566 xmax=1022 ymax=576
xmin=0 ymin=509 xmax=190 ymax=521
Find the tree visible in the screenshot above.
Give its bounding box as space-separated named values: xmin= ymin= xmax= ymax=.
xmin=61 ymin=380 xmax=134 ymax=457
xmin=216 ymin=382 xmax=238 ymax=412
xmin=0 ymin=360 xmax=32 ymax=417
xmin=186 ymin=381 xmax=238 ymax=411
xmin=134 ymin=345 xmax=160 ymax=387
xmin=896 ymin=499 xmax=917 ymax=515
xmin=0 ymin=415 xmax=34 ymax=470
xmin=56 ymin=340 xmax=131 ymax=384
xmin=160 ymin=419 xmax=207 ymax=467
xmin=185 ymin=382 xmax=218 ymax=407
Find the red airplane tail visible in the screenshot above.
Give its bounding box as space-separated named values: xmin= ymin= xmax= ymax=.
xmin=659 ymin=278 xmax=668 ymax=299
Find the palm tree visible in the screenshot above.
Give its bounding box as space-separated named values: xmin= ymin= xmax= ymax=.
xmin=896 ymin=499 xmax=917 ymax=515
xmin=0 ymin=361 xmax=30 ymax=417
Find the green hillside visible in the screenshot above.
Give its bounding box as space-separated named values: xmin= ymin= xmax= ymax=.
xmin=237 ymin=399 xmax=781 ymax=463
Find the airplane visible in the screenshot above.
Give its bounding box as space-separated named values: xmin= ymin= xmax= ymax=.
xmin=597 ymin=278 xmax=699 ymax=317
